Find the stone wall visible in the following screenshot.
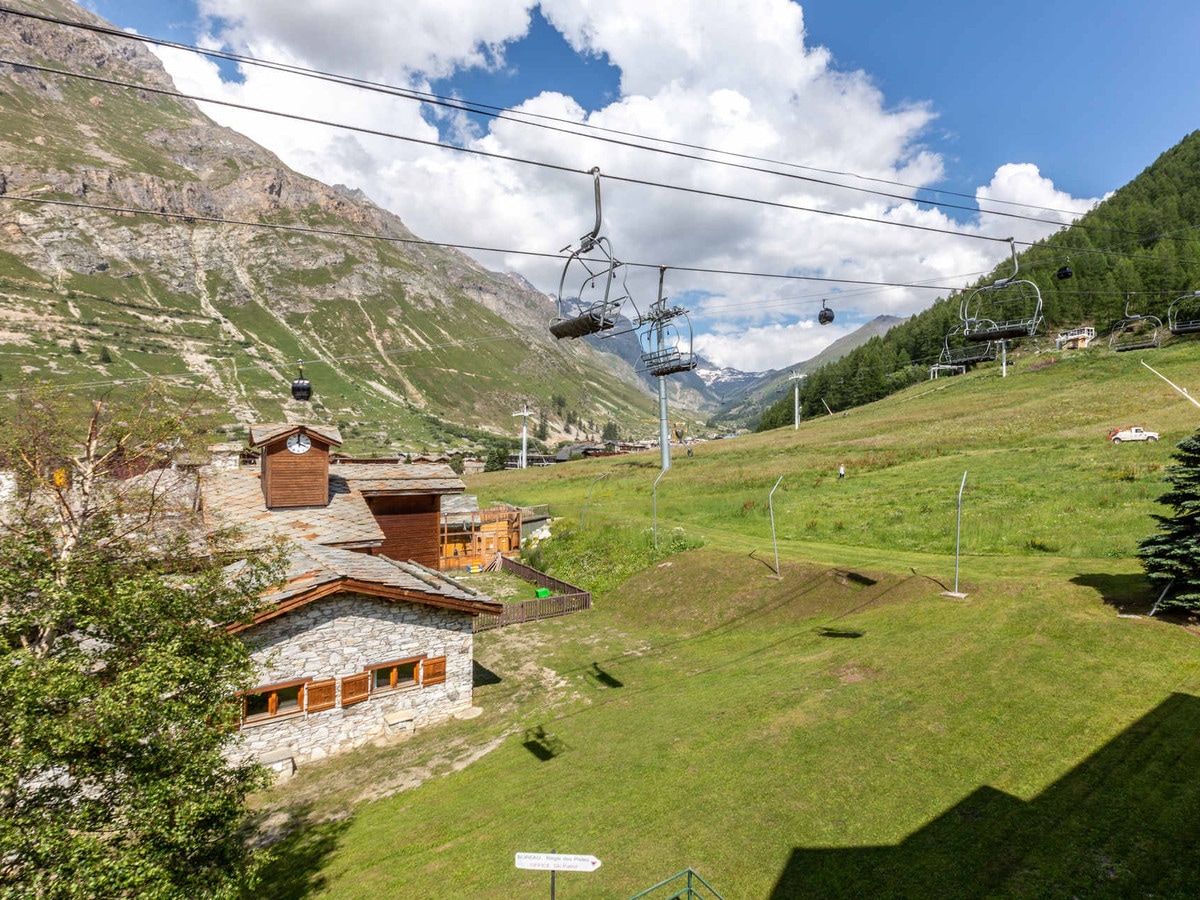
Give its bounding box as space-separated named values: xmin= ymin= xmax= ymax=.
xmin=232 ymin=592 xmax=475 ymax=766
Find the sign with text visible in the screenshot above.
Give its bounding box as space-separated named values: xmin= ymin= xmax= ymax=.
xmin=515 ymin=852 xmax=602 ymax=872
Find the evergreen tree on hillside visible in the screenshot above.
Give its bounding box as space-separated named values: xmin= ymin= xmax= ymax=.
xmin=1137 ymin=430 xmax=1200 ymax=611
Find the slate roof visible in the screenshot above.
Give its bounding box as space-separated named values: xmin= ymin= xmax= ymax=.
xmin=248 ymin=423 xmax=343 ymax=448
xmin=201 ymin=469 xmax=383 ymax=548
xmin=231 ymin=540 xmax=501 ymax=628
xmin=330 ymin=463 xmax=464 ymax=495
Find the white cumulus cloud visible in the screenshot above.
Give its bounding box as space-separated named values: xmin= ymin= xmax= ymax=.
xmin=147 ymin=0 xmax=1103 ymax=373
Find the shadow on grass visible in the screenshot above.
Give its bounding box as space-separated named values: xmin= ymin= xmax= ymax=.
xmin=1071 ymin=572 xmax=1155 ymax=615
xmin=770 ymin=692 xmax=1200 ymax=898
xmin=586 ymin=662 xmax=625 ymax=688
xmin=522 ymin=725 xmax=567 ymax=761
xmin=473 ymin=660 xmax=502 ymax=687
xmin=245 ymin=806 xmax=353 ymax=900
xmin=814 ymin=627 xmax=864 ymax=639
xmin=833 ymin=569 xmax=878 ymax=587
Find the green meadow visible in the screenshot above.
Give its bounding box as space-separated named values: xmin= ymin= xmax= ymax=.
xmin=252 ymin=343 xmax=1200 ymax=899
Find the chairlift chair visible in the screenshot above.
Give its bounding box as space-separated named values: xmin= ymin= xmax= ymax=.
xmin=549 ymin=168 xmax=635 ymax=340
xmin=1167 ymin=290 xmax=1200 ymax=336
xmin=638 ymin=268 xmax=698 ymax=377
xmin=940 ymin=325 xmax=997 ymax=366
xmin=290 ymin=361 xmax=312 ymax=401
xmin=1110 ymin=295 xmax=1162 ymax=351
xmin=960 ymin=238 xmax=1044 ymax=342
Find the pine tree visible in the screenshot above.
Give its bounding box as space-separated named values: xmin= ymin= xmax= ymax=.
xmin=1137 ymin=429 xmax=1200 ymax=611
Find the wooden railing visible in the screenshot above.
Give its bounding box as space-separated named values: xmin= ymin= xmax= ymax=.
xmin=473 ymin=557 xmax=592 ymax=632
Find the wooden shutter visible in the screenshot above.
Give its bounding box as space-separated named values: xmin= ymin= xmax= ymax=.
xmin=422 ymin=656 xmax=447 ymax=686
xmin=306 ymin=679 xmax=336 ymax=712
xmin=341 ymin=672 xmax=370 ymax=706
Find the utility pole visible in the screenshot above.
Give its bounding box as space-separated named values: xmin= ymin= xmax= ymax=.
xmin=790 ymin=371 xmax=804 ymax=429
xmin=512 ymin=404 xmax=533 ymax=469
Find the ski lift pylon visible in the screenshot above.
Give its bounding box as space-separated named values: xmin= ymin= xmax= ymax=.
xmin=638 ymin=267 xmax=698 ymax=377
xmin=1168 ymin=290 xmax=1200 ymax=336
xmin=549 ymin=167 xmax=636 ymax=340
xmin=290 ymin=360 xmax=312 ymax=401
xmin=1110 ymin=294 xmax=1162 ymax=352
xmin=960 ymin=237 xmax=1043 ymax=342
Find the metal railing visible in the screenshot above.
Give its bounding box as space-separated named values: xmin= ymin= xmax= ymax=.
xmin=627 ymin=868 xmax=724 ymax=900
xmin=472 ymin=557 xmax=592 ymax=632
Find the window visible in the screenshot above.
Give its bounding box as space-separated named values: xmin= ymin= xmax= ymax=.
xmin=369 ymin=657 xmax=421 ymax=694
xmin=241 ymin=680 xmax=307 ymax=724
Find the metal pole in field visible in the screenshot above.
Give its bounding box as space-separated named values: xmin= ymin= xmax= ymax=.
xmin=953 ymin=470 xmax=967 ymax=595
xmin=658 ymin=376 xmax=671 ymax=471
xmin=790 ymin=371 xmax=803 ymax=429
xmin=580 ymin=472 xmax=610 ymax=529
xmin=769 ymin=475 xmax=784 ymax=575
xmin=653 ymin=468 xmax=667 ymax=550
xmin=513 ymin=405 xmax=533 ymax=469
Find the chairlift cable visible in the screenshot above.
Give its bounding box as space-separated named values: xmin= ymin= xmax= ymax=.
xmin=0 ymin=55 xmax=1156 ymax=250
xmin=2 ymin=5 xmax=1122 ymax=227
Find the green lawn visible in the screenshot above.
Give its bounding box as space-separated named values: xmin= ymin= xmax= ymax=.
xmin=250 ymin=342 xmax=1200 ymax=899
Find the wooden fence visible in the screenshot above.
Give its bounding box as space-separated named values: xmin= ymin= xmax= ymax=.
xmin=473 ymin=557 xmax=592 ymax=632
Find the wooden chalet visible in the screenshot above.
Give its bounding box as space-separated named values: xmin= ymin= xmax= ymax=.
xmin=202 ymin=424 xmax=465 ymax=570
xmin=200 ymin=423 xmax=503 ymax=773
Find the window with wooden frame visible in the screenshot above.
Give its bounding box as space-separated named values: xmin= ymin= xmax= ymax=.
xmin=241 ymin=679 xmax=308 ymax=724
xmin=368 ymin=657 xmax=422 ymax=694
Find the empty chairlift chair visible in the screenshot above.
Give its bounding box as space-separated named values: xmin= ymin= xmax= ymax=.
xmin=941 ymin=325 xmax=996 ymax=366
xmin=638 ymin=268 xmax=697 ymax=377
xmin=960 ymin=238 xmax=1044 ymax=342
xmin=1168 ymin=290 xmax=1200 ymax=336
xmin=1110 ymin=295 xmax=1162 ymax=352
xmin=549 ymin=167 xmax=636 ymax=340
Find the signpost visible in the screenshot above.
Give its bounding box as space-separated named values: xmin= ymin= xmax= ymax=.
xmin=516 ymin=852 xmax=601 ymax=898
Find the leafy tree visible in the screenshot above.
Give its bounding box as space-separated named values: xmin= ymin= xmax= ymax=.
xmin=1137 ymin=429 xmax=1200 ymax=611
xmin=0 ymin=387 xmax=279 ymax=898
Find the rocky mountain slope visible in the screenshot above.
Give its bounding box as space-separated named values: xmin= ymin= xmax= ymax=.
xmin=0 ymin=0 xmax=660 ymax=452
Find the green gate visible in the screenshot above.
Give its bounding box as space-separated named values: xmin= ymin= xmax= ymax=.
xmin=626 ymin=868 xmax=724 ymax=900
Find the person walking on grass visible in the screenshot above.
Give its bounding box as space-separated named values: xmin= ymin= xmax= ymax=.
xmin=838 ymin=463 xmax=845 ymax=480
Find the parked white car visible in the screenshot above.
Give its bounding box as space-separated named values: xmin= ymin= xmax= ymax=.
xmin=1109 ymin=426 xmax=1159 ymax=443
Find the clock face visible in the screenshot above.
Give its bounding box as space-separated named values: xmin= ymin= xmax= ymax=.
xmin=286 ymin=433 xmax=312 ymax=454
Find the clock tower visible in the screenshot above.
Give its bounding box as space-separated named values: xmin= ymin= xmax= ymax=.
xmin=249 ymin=424 xmax=342 ymax=509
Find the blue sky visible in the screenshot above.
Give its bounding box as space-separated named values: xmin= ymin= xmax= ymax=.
xmin=85 ymin=0 xmax=1200 ymax=372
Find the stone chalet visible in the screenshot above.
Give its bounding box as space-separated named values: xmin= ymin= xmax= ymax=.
xmin=201 ymin=423 xmax=502 ymax=773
